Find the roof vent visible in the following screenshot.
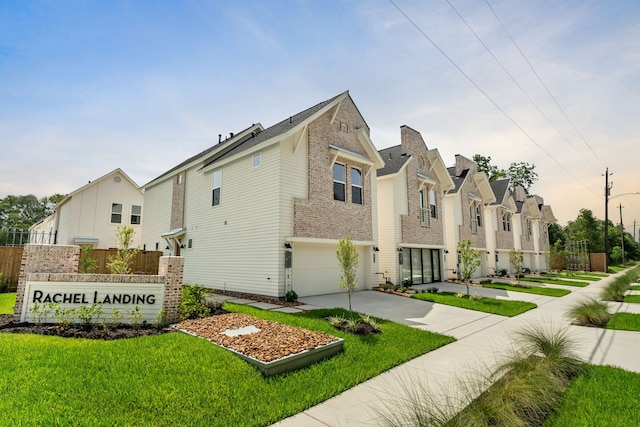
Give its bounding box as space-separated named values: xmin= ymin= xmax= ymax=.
xmin=218 ymin=134 xmax=222 ymax=143
xmin=230 ymin=132 xmax=234 ymax=138
xmin=289 ymin=116 xmax=292 ymax=124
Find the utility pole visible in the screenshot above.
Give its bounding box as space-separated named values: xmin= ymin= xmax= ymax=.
xmin=620 ymin=203 xmax=625 ymax=265
xmin=604 ymin=168 xmax=610 ymax=272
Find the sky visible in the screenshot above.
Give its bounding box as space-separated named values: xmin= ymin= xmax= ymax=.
xmin=1 ymin=0 xmax=639 ymax=233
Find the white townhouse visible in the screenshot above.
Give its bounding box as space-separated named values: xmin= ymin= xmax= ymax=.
xmin=485 ymin=179 xmax=517 ymax=274
xmin=30 ymin=168 xmax=144 ymax=249
xmin=376 ymin=126 xmax=454 ymax=286
xmin=141 ymin=91 xmax=385 ymax=298
xmin=442 ymin=155 xmax=496 ymax=279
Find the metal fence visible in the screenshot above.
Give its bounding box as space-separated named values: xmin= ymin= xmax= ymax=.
xmin=0 ymin=229 xmax=56 ymax=247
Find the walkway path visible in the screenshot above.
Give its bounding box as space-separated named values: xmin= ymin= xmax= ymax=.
xmin=272 ymin=271 xmax=640 ymax=426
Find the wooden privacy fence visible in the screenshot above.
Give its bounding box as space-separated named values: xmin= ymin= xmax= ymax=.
xmin=0 ymin=247 xmax=163 ymax=287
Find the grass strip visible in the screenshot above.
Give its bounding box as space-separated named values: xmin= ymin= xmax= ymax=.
xmin=0 ymin=302 xmax=454 ymax=426
xmin=483 ymin=283 xmax=570 ymax=297
xmin=412 ymin=292 xmax=536 ymax=317
xmin=605 ymin=312 xmax=640 ymax=331
xmin=519 ymin=277 xmax=589 ymax=287
xmin=623 ymin=294 xmax=640 ymax=303
xmin=545 ymin=365 xmax=640 ymax=427
xmin=0 ymin=293 xmax=15 ymax=314
xmin=542 ymin=274 xmax=601 ymax=282
xmin=630 ymin=285 xmax=640 ymax=291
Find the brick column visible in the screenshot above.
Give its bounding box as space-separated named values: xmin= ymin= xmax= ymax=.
xmin=159 ymin=256 xmax=184 ymax=322
xmin=14 ymin=245 xmax=80 ymax=321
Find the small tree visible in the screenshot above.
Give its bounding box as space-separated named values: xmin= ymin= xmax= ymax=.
xmin=458 ymin=239 xmax=481 ymax=297
xmin=107 ymin=226 xmax=139 ymax=274
xmin=78 ymin=245 xmax=98 ymax=273
xmin=336 ymin=236 xmax=360 ymax=318
xmin=509 ymin=249 xmax=524 ymax=284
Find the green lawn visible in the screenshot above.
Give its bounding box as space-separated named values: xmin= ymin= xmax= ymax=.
xmin=0 ymin=292 xmax=15 ymax=313
xmin=623 ymin=294 xmax=640 ymax=303
xmin=630 ymin=285 xmax=640 ymax=291
xmin=482 ymin=283 xmax=570 ymax=297
xmin=519 ymin=277 xmax=589 ymax=287
xmin=0 ymin=301 xmax=454 ymax=426
xmin=544 ymin=365 xmax=640 ymax=426
xmin=542 ymin=274 xmax=601 ymax=282
xmin=412 ymin=292 xmax=536 ymax=317
xmin=605 ymin=312 xmax=640 ymax=331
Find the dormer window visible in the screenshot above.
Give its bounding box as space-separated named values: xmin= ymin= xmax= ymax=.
xmin=502 ymin=212 xmax=511 ymax=232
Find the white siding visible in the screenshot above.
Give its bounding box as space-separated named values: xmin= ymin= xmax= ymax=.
xmin=376 ymin=174 xmax=405 ymax=286
xmin=182 ymin=143 xmax=283 ymax=297
xmin=442 ymin=193 xmax=461 ymax=280
xmin=141 ymin=177 xmax=173 ymax=254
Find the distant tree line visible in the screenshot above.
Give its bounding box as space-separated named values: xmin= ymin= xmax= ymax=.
xmin=0 ymin=193 xmax=65 ymax=245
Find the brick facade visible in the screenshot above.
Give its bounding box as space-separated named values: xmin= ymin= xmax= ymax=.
xmin=294 ymin=97 xmax=374 ymax=241
xmin=170 ymin=172 xmax=186 ymax=231
xmin=398 ymin=126 xmax=445 ymax=246
xmin=495 ymin=207 xmax=515 ymax=250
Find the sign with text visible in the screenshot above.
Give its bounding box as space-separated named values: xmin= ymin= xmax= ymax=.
xmin=21 ymin=281 xmax=165 ymax=324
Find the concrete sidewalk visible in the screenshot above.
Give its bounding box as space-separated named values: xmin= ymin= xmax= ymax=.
xmin=273 ymin=272 xmax=640 ymax=426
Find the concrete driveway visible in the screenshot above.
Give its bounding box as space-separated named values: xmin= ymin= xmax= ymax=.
xmin=298 ymin=281 xmax=555 ymax=339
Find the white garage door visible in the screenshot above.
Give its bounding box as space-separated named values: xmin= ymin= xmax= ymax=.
xmin=292 ymin=243 xmax=366 ymax=297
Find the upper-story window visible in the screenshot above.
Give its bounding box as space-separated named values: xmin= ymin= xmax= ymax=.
xmin=131 ymin=205 xmax=142 ymax=225
xmin=419 ymin=189 xmax=429 ymax=227
xmin=212 ymin=170 xmax=221 ymax=206
xmin=333 ymin=163 xmax=346 ymax=202
xmin=470 ymin=201 xmax=482 ymax=233
xmin=351 ymin=167 xmax=362 ymax=205
xmin=502 ymin=212 xmax=511 ymax=232
xmin=111 ymin=203 xmax=123 ymax=224
xmin=253 ymin=153 xmax=261 ymax=168
xmin=177 ymin=174 xmax=183 ymax=185
xmin=526 ymin=218 xmax=532 ymax=241
xmin=429 ymin=189 xmax=437 ymax=218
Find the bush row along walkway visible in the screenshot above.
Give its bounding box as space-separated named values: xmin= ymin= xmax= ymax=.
xmin=272 ymin=272 xmax=640 ymax=426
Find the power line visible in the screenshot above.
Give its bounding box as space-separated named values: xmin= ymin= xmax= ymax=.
xmin=387 ymin=0 xmax=598 ymax=196
xmin=444 ymin=0 xmax=601 ymax=175
xmin=484 ymin=0 xmax=604 ymax=167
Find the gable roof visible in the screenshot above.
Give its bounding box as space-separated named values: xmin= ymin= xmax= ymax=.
xmin=203 ymin=92 xmax=349 ymax=167
xmin=447 ymin=167 xmax=468 ymax=193
xmin=56 ymin=168 xmax=141 ymax=209
xmin=489 ymin=179 xmax=511 ymax=206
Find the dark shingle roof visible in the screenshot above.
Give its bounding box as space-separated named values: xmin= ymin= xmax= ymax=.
xmin=377 ymin=145 xmax=410 ymax=177
xmin=204 ymin=91 xmax=347 ymax=167
xmin=144 ymin=91 xmax=348 ymax=187
xmin=489 ymin=179 xmax=510 ymax=206
xmin=448 ymin=167 xmax=468 ymax=193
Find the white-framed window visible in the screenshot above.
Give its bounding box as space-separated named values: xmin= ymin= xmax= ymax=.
xmin=419 ymin=189 xmax=429 ymax=227
xmin=111 ymin=203 xmax=123 ymax=224
xmin=502 ymin=212 xmax=511 ymax=232
xmin=526 ymin=218 xmax=532 ymax=241
xmin=130 ymin=205 xmax=142 ymax=225
xmin=252 ymin=153 xmax=261 ymax=168
xmin=177 ymin=174 xmax=183 ymax=185
xmin=212 ymin=170 xmax=221 ymax=206
xmin=333 ymin=163 xmax=346 ymax=202
xmin=351 ymin=167 xmax=362 ymax=205
xmin=429 ymin=189 xmax=437 ymax=218
xmin=470 ymin=201 xmax=481 ymax=233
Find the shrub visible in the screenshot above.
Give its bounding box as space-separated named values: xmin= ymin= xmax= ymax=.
xmin=426 ymin=286 xmax=439 ymax=293
xmin=78 ymin=245 xmax=97 ymax=274
xmin=54 ymin=306 xmax=76 ymax=327
xmin=0 ymin=272 xmax=9 ymax=293
xmin=106 ymin=226 xmax=139 ymax=274
xmin=285 ymin=290 xmax=298 ymax=302
xmin=178 ymin=284 xmax=212 ymax=320
xmin=109 ymin=308 xmax=124 ymax=328
xmin=153 ymin=308 xmax=170 ymax=329
xmin=77 ymin=303 xmax=104 ymax=327
xmin=128 ymin=305 xmax=143 ymax=329
xmin=455 ymin=291 xmax=466 ymax=298
xmin=600 ymin=279 xmax=630 ymax=302
xmin=568 ymin=297 xmax=610 ymax=327
xmin=469 ymin=292 xmax=482 ymax=301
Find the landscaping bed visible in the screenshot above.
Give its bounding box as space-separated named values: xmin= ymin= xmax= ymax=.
xmin=176 ymin=313 xmax=339 ymax=363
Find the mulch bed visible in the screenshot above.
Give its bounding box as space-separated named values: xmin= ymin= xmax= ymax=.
xmin=0 ymin=314 xmax=169 ymax=340
xmin=176 ymin=313 xmax=340 ymax=362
